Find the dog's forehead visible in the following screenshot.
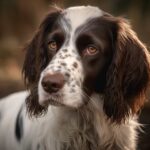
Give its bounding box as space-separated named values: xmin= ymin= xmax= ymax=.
xmin=62 ymin=6 xmax=103 ymax=31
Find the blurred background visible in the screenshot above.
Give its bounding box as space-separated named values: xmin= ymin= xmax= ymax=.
xmin=0 ymin=0 xmax=150 ymax=149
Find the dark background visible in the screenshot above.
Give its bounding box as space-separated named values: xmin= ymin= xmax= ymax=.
xmin=0 ymin=0 xmax=150 ymax=149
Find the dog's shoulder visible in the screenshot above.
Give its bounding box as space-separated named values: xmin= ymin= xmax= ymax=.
xmin=0 ymin=91 xmax=28 ymax=114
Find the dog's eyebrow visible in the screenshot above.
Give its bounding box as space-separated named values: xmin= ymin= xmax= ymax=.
xmin=46 ymin=29 xmax=64 ymax=40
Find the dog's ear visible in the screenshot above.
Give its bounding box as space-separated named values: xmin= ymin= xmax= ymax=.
xmin=103 ymin=16 xmax=150 ymax=123
xmin=22 ymin=8 xmax=62 ymax=117
xmin=23 ymin=8 xmax=62 ymax=88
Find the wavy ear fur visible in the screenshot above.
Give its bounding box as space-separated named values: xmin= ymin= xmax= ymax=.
xmin=22 ymin=8 xmax=62 ymax=116
xmin=23 ymin=8 xmax=62 ymax=88
xmin=103 ymin=16 xmax=150 ymax=123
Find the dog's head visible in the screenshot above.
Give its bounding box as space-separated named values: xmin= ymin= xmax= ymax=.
xmin=23 ymin=6 xmax=150 ymax=123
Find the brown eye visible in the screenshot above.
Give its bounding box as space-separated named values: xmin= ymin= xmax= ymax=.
xmin=48 ymin=41 xmax=58 ymax=51
xmin=83 ymin=46 xmax=98 ymax=56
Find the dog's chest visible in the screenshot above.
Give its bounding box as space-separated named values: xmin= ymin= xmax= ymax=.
xmin=49 ymin=109 xmax=105 ymax=150
xmin=61 ymin=118 xmax=100 ymax=150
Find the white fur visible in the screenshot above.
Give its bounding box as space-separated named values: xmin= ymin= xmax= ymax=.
xmin=64 ymin=6 xmax=103 ymax=32
xmin=0 ymin=91 xmax=138 ymax=150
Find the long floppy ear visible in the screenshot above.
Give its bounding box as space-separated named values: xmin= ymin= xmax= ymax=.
xmin=22 ymin=8 xmax=62 ymax=116
xmin=104 ymin=17 xmax=150 ymax=123
xmin=23 ymin=8 xmax=62 ymax=88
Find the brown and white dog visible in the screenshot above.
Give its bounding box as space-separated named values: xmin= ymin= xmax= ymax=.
xmin=0 ymin=6 xmax=150 ymax=150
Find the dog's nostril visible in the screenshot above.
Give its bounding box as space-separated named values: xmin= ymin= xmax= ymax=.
xmin=41 ymin=73 xmax=65 ymax=93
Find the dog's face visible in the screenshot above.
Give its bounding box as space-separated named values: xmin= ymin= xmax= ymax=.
xmin=38 ymin=6 xmax=113 ymax=108
xmin=23 ymin=6 xmax=150 ymax=123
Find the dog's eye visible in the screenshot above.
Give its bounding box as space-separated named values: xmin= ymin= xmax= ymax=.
xmin=83 ymin=46 xmax=98 ymax=56
xmin=48 ymin=41 xmax=58 ymax=51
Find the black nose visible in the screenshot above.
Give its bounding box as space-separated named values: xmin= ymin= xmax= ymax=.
xmin=42 ymin=73 xmax=65 ymax=93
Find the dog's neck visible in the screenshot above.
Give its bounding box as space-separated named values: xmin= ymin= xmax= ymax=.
xmin=64 ymin=101 xmax=102 ymax=150
xmin=36 ymin=94 xmax=137 ymax=150
xmin=47 ymin=95 xmax=107 ymax=150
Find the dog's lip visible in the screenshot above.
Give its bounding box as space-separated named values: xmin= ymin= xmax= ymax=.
xmin=39 ymin=93 xmax=65 ymax=107
xmin=41 ymin=94 xmax=64 ymax=106
xmin=48 ymin=98 xmax=64 ymax=106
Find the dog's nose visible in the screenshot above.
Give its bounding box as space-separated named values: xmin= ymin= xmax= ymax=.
xmin=42 ymin=73 xmax=65 ymax=93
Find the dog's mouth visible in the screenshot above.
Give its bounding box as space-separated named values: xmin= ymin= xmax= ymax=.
xmin=48 ymin=99 xmax=64 ymax=106
xmin=41 ymin=96 xmax=64 ymax=107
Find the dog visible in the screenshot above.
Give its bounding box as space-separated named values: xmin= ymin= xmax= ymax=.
xmin=0 ymin=6 xmax=150 ymax=150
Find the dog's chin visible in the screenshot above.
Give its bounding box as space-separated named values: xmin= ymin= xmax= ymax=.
xmin=39 ymin=98 xmax=86 ymax=110
xmin=48 ymin=99 xmax=64 ymax=106
xmin=39 ymin=92 xmax=87 ymax=109
xmin=39 ymin=98 xmax=64 ymax=107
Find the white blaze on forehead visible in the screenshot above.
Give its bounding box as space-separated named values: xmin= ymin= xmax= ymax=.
xmin=64 ymin=6 xmax=103 ymax=31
